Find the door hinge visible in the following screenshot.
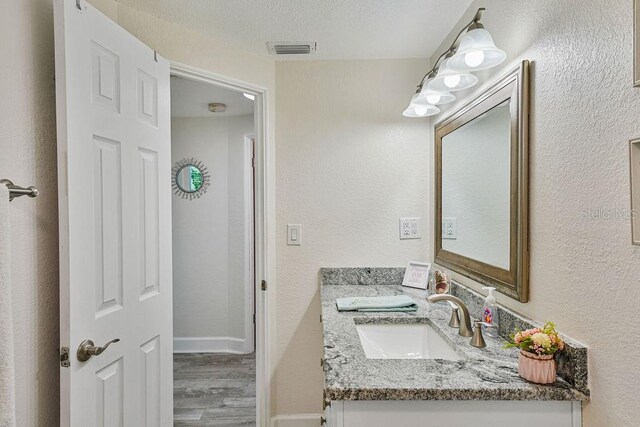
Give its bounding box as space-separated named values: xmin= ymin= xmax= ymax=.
xmin=261 ymin=280 xmax=267 ymax=291
xmin=60 ymin=347 xmax=70 ymax=368
xmin=323 ymin=389 xmax=332 ymax=410
xmin=154 ymin=50 xmax=159 ymax=62
xmin=75 ymin=0 xmax=83 ymax=10
xmin=253 ymin=313 xmax=256 ymax=324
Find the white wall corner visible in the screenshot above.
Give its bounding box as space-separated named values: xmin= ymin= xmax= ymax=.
xmin=173 ymin=336 xmax=250 ymax=354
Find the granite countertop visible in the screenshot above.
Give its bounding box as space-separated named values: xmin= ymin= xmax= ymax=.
xmin=321 ymin=281 xmax=590 ymax=402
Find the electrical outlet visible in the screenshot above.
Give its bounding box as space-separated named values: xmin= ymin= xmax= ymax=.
xmin=442 ymin=217 xmax=457 ymax=239
xmin=399 ymin=218 xmax=421 ymax=240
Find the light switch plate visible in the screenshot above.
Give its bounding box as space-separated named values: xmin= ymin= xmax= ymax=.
xmin=399 ymin=217 xmax=421 ymax=240
xmin=287 ymin=224 xmax=301 ymax=246
xmin=442 ymin=217 xmax=457 ymax=239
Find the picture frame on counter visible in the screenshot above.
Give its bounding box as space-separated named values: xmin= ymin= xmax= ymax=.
xmin=401 ymin=261 xmax=431 ymax=290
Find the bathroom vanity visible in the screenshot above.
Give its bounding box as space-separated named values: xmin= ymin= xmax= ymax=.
xmin=318 ymin=61 xmax=589 ymax=427
xmin=320 ymin=268 xmax=589 ymax=427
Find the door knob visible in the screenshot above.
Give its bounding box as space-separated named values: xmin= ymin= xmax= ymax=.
xmin=77 ymin=338 xmax=120 ymax=362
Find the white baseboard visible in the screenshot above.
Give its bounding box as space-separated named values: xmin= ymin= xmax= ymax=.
xmin=270 ymin=414 xmax=322 ymax=427
xmin=173 ymin=336 xmax=250 ymax=354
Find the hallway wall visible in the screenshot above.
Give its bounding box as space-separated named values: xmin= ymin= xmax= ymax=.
xmin=172 ymin=115 xmax=253 ymax=353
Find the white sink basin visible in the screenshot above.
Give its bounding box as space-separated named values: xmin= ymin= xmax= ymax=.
xmin=356 ymin=323 xmax=461 ymax=360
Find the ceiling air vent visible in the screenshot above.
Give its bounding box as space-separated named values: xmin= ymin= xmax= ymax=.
xmin=267 ymin=41 xmax=317 ymax=55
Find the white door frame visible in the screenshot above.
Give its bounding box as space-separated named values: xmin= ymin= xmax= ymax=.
xmin=244 ymin=134 xmax=256 ymax=353
xmin=169 ymin=62 xmax=271 ymax=425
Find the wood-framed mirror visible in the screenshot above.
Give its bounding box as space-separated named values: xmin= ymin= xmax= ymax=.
xmin=435 ymin=60 xmax=530 ymax=302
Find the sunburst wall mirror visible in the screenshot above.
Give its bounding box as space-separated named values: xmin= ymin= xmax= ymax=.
xmin=171 ymin=158 xmax=211 ymax=200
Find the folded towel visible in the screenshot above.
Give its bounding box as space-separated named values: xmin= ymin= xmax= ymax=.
xmin=336 ymin=295 xmax=418 ymax=312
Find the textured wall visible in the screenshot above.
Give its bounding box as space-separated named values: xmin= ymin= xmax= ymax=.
xmin=275 ymin=59 xmax=431 ymax=415
xmin=172 ymin=115 xmax=253 ymax=342
xmin=430 ymin=1 xmax=640 ymax=425
xmin=112 ymin=4 xmax=275 ymax=93
xmin=0 ymin=0 xmax=60 ymax=425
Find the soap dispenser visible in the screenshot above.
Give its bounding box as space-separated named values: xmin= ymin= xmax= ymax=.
xmin=481 ymin=287 xmax=499 ymax=338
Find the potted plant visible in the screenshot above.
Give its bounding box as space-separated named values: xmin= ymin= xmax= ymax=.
xmin=504 ymin=322 xmax=565 ymax=384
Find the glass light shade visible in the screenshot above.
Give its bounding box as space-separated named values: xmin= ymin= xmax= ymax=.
xmin=416 ymin=86 xmax=455 ymax=106
xmin=402 ymin=105 xmax=440 ymax=117
xmin=403 ymin=94 xmax=440 ymax=117
xmin=427 ymin=62 xmax=478 ymax=93
xmin=447 ymin=28 xmax=507 ymax=72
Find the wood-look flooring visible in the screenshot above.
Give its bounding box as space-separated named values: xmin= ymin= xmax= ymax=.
xmin=173 ymin=353 xmax=256 ymax=426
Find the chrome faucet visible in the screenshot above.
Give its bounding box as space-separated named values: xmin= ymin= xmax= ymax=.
xmin=427 ymin=294 xmax=473 ymax=337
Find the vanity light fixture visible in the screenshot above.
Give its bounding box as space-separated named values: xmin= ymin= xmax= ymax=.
xmin=417 ymin=83 xmax=456 ymax=106
xmin=427 ymin=59 xmax=478 ymax=93
xmin=403 ymin=8 xmax=506 ymax=117
xmin=403 ymin=93 xmax=440 ymax=117
xmin=447 ymin=27 xmax=507 ymax=72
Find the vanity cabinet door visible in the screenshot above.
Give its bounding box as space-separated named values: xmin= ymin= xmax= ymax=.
xmin=324 ymin=401 xmax=343 ymax=427
xmin=323 ymin=404 xmax=332 ymax=427
xmin=341 ymin=401 xmax=578 ymax=427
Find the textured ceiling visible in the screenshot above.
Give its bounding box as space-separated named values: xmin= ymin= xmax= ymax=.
xmin=171 ymin=76 xmax=254 ymax=118
xmin=117 ymin=0 xmax=474 ymax=60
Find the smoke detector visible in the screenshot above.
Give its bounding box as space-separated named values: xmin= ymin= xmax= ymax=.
xmin=267 ymin=41 xmax=317 ymax=55
xmin=208 ymin=103 xmax=227 ymax=113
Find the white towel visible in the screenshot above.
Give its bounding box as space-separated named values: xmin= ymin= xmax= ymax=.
xmin=0 ymin=185 xmax=16 ymax=426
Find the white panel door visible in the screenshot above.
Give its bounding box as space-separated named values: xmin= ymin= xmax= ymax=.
xmin=54 ymin=0 xmax=172 ymax=425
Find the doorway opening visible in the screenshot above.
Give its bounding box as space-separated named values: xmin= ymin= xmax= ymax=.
xmin=170 ymin=73 xmax=257 ymax=425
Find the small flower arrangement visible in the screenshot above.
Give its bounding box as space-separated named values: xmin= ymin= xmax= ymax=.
xmin=504 ymin=321 xmax=565 ymax=356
